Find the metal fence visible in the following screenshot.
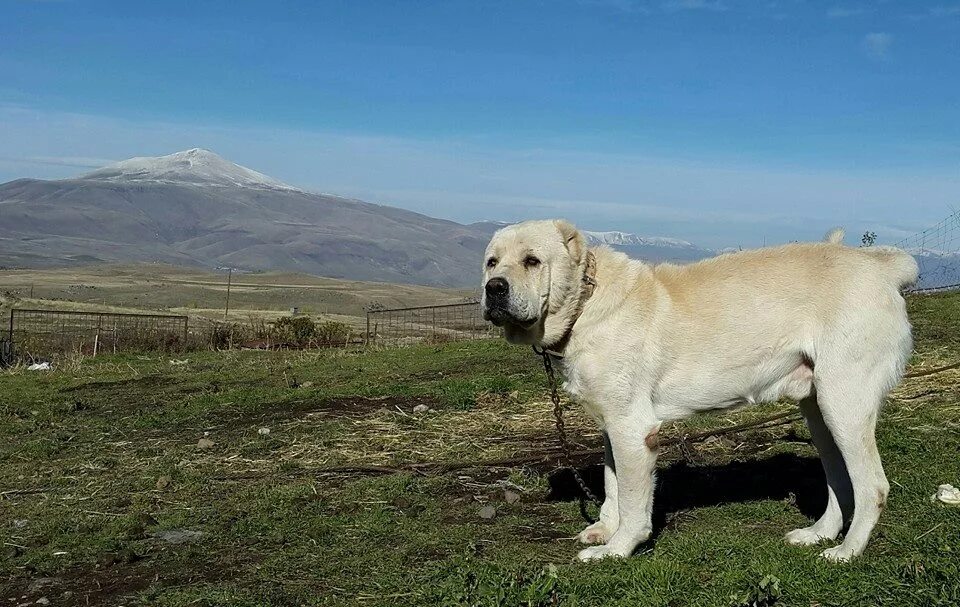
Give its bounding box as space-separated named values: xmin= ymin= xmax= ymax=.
xmin=365 ymin=301 xmax=497 ymax=347
xmin=7 ymin=308 xmax=189 ymax=360
xmin=896 ymin=210 xmax=960 ymax=291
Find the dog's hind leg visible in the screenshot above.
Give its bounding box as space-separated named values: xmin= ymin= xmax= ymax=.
xmin=812 ymin=375 xmax=890 ymax=561
xmin=578 ymin=432 xmax=619 ymax=544
xmin=785 ymin=395 xmax=853 ymax=546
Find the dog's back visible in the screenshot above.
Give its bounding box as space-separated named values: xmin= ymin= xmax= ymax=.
xmin=651 ymin=232 xmax=917 ymax=315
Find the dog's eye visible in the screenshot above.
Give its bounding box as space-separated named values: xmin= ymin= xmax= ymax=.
xmin=486 ymin=257 xmax=498 ymax=269
xmin=523 ymin=256 xmax=541 ymax=268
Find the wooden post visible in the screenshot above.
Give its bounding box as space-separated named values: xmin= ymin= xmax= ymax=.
xmin=93 ymin=314 xmax=102 ymax=357
xmin=7 ymin=309 xmax=13 ymax=361
xmin=365 ymin=312 xmax=370 ymax=347
xmin=224 ymin=268 xmax=233 ymax=320
xmin=183 ymin=317 xmax=189 ymax=350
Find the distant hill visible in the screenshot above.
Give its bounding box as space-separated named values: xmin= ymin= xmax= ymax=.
xmin=0 ymin=148 xmax=715 ymax=286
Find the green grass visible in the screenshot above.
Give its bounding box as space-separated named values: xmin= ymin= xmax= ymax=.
xmin=2 ymin=293 xmax=960 ymax=606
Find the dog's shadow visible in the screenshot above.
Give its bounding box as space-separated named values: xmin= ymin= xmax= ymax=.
xmin=546 ymin=453 xmax=825 ymax=535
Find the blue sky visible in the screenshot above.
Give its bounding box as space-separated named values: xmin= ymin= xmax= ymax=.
xmin=2 ymin=0 xmax=959 ymax=247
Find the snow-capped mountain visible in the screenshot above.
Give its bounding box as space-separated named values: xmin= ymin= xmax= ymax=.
xmin=469 ymin=223 xmax=715 ymax=264
xmin=81 ymin=148 xmax=299 ymax=191
xmin=582 ymin=230 xmax=698 ymax=249
xmin=0 ymin=149 xmax=488 ymax=286
xmin=0 ymin=149 xmax=721 ymax=284
xmin=903 ymin=249 xmax=960 ymax=290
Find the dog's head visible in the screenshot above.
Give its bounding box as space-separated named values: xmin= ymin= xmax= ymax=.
xmin=481 ymin=219 xmax=587 ymax=344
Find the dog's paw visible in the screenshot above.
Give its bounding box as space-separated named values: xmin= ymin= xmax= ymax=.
xmin=577 ymin=521 xmax=615 ymax=545
xmin=576 ymin=545 xmax=626 ymax=562
xmin=784 ymin=527 xmax=830 ymax=546
xmin=819 ymin=545 xmax=856 ymax=562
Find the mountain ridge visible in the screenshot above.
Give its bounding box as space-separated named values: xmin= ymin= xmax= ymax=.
xmin=0 ymin=149 xmax=716 ymax=285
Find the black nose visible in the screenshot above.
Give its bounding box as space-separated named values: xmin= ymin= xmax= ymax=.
xmin=485 ymin=277 xmax=509 ymax=298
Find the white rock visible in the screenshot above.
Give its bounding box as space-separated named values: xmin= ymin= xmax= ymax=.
xmin=151 ymin=529 xmax=203 ymax=544
xmin=932 ymin=484 xmax=960 ymax=505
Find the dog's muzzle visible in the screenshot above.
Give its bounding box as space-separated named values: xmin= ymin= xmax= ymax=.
xmin=483 ymin=277 xmax=510 ymax=325
xmin=483 ymin=278 xmax=536 ymax=327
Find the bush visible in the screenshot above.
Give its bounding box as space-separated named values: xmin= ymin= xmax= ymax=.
xmin=315 ymin=321 xmax=352 ymax=345
xmin=272 ymin=316 xmax=316 ymax=347
xmin=271 ymin=316 xmax=352 ymax=347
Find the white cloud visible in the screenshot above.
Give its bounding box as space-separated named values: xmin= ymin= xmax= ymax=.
xmin=662 ymin=0 xmax=727 ymax=12
xmin=576 ymin=0 xmax=651 ymax=13
xmin=0 ymin=105 xmax=956 ymax=248
xmin=929 ymin=5 xmax=960 ymax=17
xmin=9 ymin=155 xmax=117 ymax=169
xmin=862 ymin=32 xmax=893 ymax=59
xmin=826 ymin=6 xmax=870 ymax=18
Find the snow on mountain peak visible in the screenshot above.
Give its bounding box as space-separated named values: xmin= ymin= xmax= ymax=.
xmin=79 ymin=148 xmax=299 ymax=191
xmin=582 ymin=230 xmax=696 ymax=249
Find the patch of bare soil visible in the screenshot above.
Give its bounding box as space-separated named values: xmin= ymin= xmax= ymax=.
xmin=59 ymin=375 xmax=172 ymax=393
xmin=3 ymin=554 xmax=248 ymax=607
xmin=307 ymin=395 xmax=443 ymax=418
xmin=57 ymin=374 xmax=257 ymax=409
xmin=215 ymin=395 xmax=446 ymax=430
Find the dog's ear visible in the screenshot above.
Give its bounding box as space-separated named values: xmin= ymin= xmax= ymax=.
xmin=554 ymin=219 xmax=585 ymax=262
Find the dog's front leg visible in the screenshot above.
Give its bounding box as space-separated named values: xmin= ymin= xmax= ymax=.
xmin=578 ymin=413 xmax=659 ymax=561
xmin=577 ymin=432 xmax=619 ymax=544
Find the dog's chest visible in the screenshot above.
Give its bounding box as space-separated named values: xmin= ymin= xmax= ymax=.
xmin=558 ymin=356 xmax=632 ymax=420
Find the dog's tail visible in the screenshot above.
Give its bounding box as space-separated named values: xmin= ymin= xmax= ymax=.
xmin=823 ymin=227 xmax=845 ymax=244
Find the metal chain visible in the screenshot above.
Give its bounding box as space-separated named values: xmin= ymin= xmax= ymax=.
xmin=535 ymin=347 xmax=603 ymax=523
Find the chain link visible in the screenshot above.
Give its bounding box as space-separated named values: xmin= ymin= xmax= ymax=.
xmin=536 ymin=347 xmax=603 ymax=523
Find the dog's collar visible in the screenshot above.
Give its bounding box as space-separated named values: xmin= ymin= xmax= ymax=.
xmin=535 ymin=250 xmax=597 ymax=358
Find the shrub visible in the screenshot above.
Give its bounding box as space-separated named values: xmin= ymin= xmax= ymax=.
xmin=315 ymin=321 xmax=352 ymax=345
xmin=272 ymin=316 xmax=316 ymax=347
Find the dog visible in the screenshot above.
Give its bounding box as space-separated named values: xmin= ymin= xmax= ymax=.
xmin=481 ymin=219 xmax=918 ymax=562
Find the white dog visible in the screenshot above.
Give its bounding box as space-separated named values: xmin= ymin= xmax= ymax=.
xmin=481 ymin=219 xmax=917 ymax=562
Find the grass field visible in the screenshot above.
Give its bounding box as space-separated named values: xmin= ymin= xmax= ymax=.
xmin=0 ymin=264 xmax=474 ymax=330
xmin=2 ymin=292 xmax=960 ymax=606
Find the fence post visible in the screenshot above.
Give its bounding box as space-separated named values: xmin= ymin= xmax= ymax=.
xmin=94 ymin=314 xmax=102 ymax=357
xmin=7 ymin=309 xmax=13 ymax=361
xmin=365 ymin=312 xmax=370 ymax=347
xmin=224 ymin=268 xmax=232 ymax=319
xmin=183 ymin=316 xmax=189 ymax=350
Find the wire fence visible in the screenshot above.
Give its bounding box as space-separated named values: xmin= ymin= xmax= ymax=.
xmin=7 ymin=308 xmax=189 ymax=361
xmin=5 ymin=212 xmax=960 ymax=360
xmin=365 ymin=301 xmax=498 ymax=347
xmin=895 ymin=210 xmax=960 ymax=292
